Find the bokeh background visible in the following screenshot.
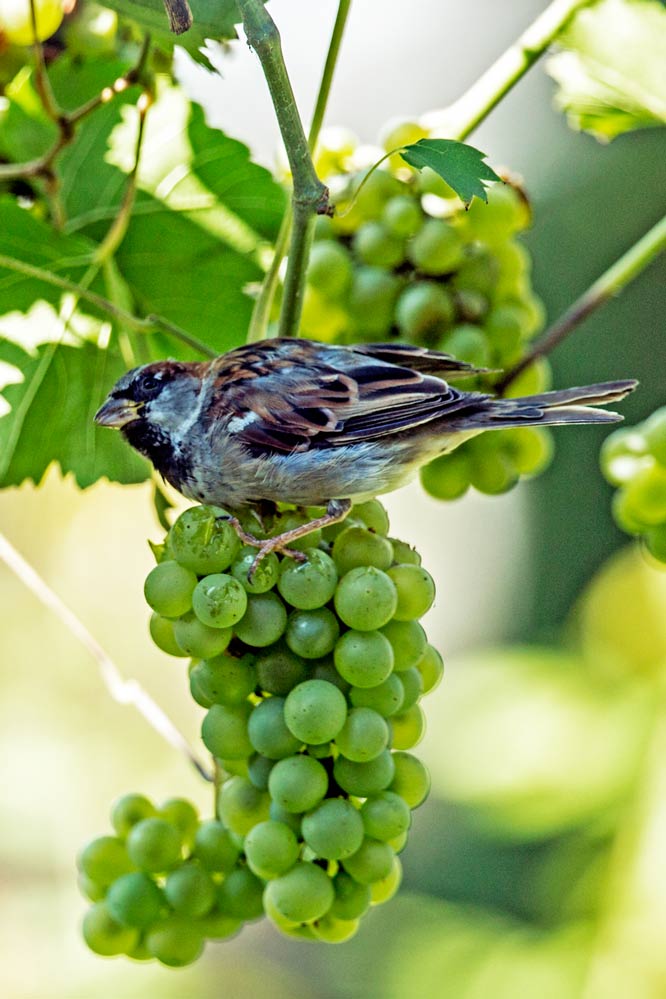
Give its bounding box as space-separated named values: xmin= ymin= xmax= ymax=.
xmin=1 ymin=1 xmax=665 ymax=996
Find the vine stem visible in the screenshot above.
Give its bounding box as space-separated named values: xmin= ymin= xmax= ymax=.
xmin=423 ymin=0 xmax=594 ymax=140
xmin=0 ymin=531 xmax=213 ymax=782
xmin=238 ymin=0 xmax=330 ymax=340
xmin=497 ymin=213 xmax=666 ymax=393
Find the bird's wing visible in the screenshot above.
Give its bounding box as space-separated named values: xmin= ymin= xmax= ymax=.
xmin=206 ymin=339 xmax=483 ymax=454
xmin=350 ymin=342 xmax=491 ymax=378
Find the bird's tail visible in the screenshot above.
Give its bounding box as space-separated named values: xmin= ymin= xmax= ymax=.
xmin=459 ymin=379 xmax=638 ymax=430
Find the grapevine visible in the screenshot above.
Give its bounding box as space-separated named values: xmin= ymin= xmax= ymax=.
xmin=78 ymin=499 xmax=441 ymax=962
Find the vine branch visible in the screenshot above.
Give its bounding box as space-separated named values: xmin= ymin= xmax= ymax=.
xmin=0 ymin=532 xmax=213 ymax=782
xmin=497 ymin=214 xmax=666 ymax=393
xmin=238 ymin=0 xmax=330 ymax=339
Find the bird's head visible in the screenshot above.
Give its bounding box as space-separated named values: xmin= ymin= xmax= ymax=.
xmin=95 ymin=360 xmax=204 ymax=465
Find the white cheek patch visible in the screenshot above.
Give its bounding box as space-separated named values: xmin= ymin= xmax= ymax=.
xmin=227 ymin=411 xmax=259 ymax=434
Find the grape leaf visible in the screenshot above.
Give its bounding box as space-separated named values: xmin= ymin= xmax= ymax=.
xmin=399 ymin=139 xmax=501 ymax=206
xmin=547 ymin=0 xmax=666 ymax=142
xmin=0 ymin=339 xmax=149 ymax=489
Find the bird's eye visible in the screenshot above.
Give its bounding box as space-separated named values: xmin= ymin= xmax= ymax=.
xmin=137 ymin=370 xmax=163 ymax=396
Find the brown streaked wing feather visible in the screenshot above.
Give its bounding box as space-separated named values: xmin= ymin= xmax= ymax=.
xmin=350 ymin=342 xmax=491 ymax=378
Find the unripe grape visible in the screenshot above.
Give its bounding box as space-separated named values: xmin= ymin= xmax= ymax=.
xmin=600 ymin=428 xmax=649 ymax=486
xmin=307 ymin=241 xmax=353 ymax=298
xmin=202 ymin=702 xmax=253 ymax=759
xmin=217 ymin=776 xmax=271 ymax=835
xmin=335 ymin=707 xmax=390 ymax=762
xmin=174 ymin=613 xmax=232 ymax=658
xmin=158 ymin=799 xmax=198 ymax=846
xmin=503 ymin=357 xmax=552 ymax=398
xmin=79 ymin=875 xmax=106 ymax=903
xmin=348 ymin=266 xmax=401 ymax=336
xmin=310 ymin=657 xmax=350 ymax=694
xmin=193 ymin=820 xmax=240 ymax=873
xmin=333 ymin=748 xmax=395 ymax=796
xmin=334 ymin=629 xmax=394 ymax=687
xmin=395 ymin=282 xmax=455 ymax=343
xmin=452 ymin=249 xmax=499 ymax=296
xmin=390 ymin=704 xmax=426 ymax=749
xmin=330 ymin=871 xmax=372 ymax=919
xmin=235 ymin=592 xmax=288 ymax=647
xmin=332 ymin=526 xmax=394 ymax=573
xmin=231 ymin=547 xmax=280 ymax=593
xmin=643 ymin=408 xmax=666 ymax=466
xmin=612 ymin=488 xmax=646 ymax=535
xmin=390 ymin=751 xmax=430 ymax=808
xmin=645 ymin=523 xmax=666 ymax=562
xmin=381 ymin=619 xmax=427 ymax=670
xmin=408 ymin=218 xmax=464 ymax=274
xmin=198 ymin=910 xmax=242 ymax=939
xmin=383 ymin=195 xmax=423 ymax=238
xmin=342 ymin=837 xmax=394 ymax=884
xmin=370 ymin=855 xmax=402 ymax=905
xmin=149 ymin=613 xmax=188 ymax=657
xmin=388 ymin=538 xmax=422 ymax=565
xmin=354 ymin=221 xmax=406 ymax=268
xmin=111 ymin=794 xmax=156 ymax=839
xmin=311 ymin=913 xmax=360 ymax=943
xmin=349 ymin=673 xmax=405 ymax=717
xmin=379 ymin=117 xmax=428 ymax=151
xmin=454 ymin=290 xmax=489 ymax=324
xmin=501 ymin=426 xmax=554 ymax=477
xmin=169 ymin=507 xmax=239 ymax=574
xmin=361 ymin=791 xmax=411 ymax=841
xmin=268 ymin=754 xmax=329 ymax=812
xmin=248 ymin=696 xmax=302 ymax=759
xmin=269 ymin=801 xmax=303 ymax=834
xmin=443 ymin=325 xmax=490 ymax=367
xmin=106 ymin=872 xmax=165 ymax=928
xmin=164 ymin=862 xmax=216 ymax=917
xmin=255 ymin=643 xmax=307 ymax=695
xmin=622 ymin=465 xmax=666 ymax=525
xmin=285 ymin=607 xmax=340 ymax=659
xmin=217 ymin=866 xmax=265 ymax=920
xmin=397 ymin=666 xmax=423 ymax=710
xmin=244 ymin=819 xmax=300 ymax=879
xmin=264 ymin=861 xmax=334 ymax=923
xmin=126 ymin=818 xmax=182 ymax=873
xmin=192 ymin=573 xmax=248 ymax=629
xmin=1 ymin=0 xmax=64 ymax=45
xmin=190 ymin=653 xmax=257 ymax=707
xmin=301 ymin=798 xmax=364 ymax=860
xmin=484 ymin=303 xmax=524 ymax=354
xmin=469 ymin=445 xmax=519 ymax=495
xmin=247 ymin=753 xmax=276 ymax=789
xmin=351 ymin=498 xmax=390 ymax=535
xmin=277 ymin=548 xmax=338 ymax=609
xmin=144 ymin=560 xmax=197 ymax=618
xmin=463 ymin=183 xmax=530 ymax=242
xmin=416 ymin=644 xmax=444 ymax=693
xmin=78 ymin=836 xmax=135 ymax=887
xmin=82 ymin=902 xmax=139 ymax=957
xmin=387 ymin=564 xmax=435 ymax=620
xmin=334 ymin=566 xmax=398 ymax=630
xmin=284 ymin=679 xmax=348 ymax=743
xmin=145 ymin=916 xmax=204 ymax=967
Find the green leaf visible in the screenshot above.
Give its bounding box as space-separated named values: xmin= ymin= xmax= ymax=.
xmin=399 ymin=138 xmax=501 ymax=206
xmin=0 ymin=338 xmax=149 ymax=488
xmin=100 ymin=0 xmax=258 ymax=62
xmin=547 ymin=0 xmax=666 ymax=142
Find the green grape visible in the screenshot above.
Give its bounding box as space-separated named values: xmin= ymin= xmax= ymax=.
xmin=395 ymin=282 xmax=455 ymax=343
xmin=332 ymin=526 xmax=394 ymax=573
xmin=270 ymin=512 xmax=323 ymax=553
xmin=453 ymin=290 xmax=489 ymax=324
xmin=193 ymin=820 xmax=240 ymax=873
xmin=255 ymin=643 xmax=307 ymax=696
xmin=82 ymin=902 xmax=139 ymax=957
xmin=351 ymin=499 xmax=390 ymax=535
xmin=388 ymin=830 xmax=409 ymax=853
xmin=493 ymin=242 xmax=531 ymax=299
xmin=463 ymin=183 xmax=530 ymax=242
xmin=600 ymin=428 xmax=649 ymax=486
xmin=347 ymin=267 xmax=401 ymax=336
xmin=311 ymin=656 xmax=350 ymax=693
xmin=63 ymin=2 xmax=118 ymax=56
xmin=234 ymin=592 xmax=288 ymax=648
xmin=307 ymin=241 xmax=353 ymax=298
xmin=111 ymin=794 xmax=156 ymax=839
xmin=416 ymin=644 xmax=444 ymax=693
xmin=219 ymin=757 xmax=250 ymax=778
xmin=301 ymin=798 xmax=364 ymax=860
xmin=334 ymin=630 xmax=394 ymax=687
xmin=277 ymin=549 xmax=338 ymax=609
xmin=643 ymin=408 xmax=666 ymax=466
xmin=501 ymin=426 xmax=554 ymax=477
xmin=158 ymin=799 xmax=198 ymax=846
xmin=398 ymin=666 xmax=423 ymax=710
xmin=231 ymin=547 xmax=280 ymax=594
xmin=311 ymin=913 xmax=360 ymax=943
xmin=623 ymin=464 xmax=666 ymax=524
xmin=333 ymin=749 xmax=395 ymax=797
xmin=443 ymin=324 xmax=490 ymax=367
xmin=248 ymin=753 xmax=276 ymax=789
xmin=389 ymin=751 xmax=431 ymax=808
xmin=126 ymin=818 xmax=182 ymax=873
xmin=174 ymin=613 xmax=232 ymax=659
xmin=192 ymin=573 xmax=248 ymax=629
xmin=342 ymin=838 xmax=394 ymax=884
xmin=248 ymin=696 xmax=302 ymax=759
xmin=269 ymin=800 xmax=303 ymax=834
xmin=78 ymin=836 xmax=135 ymax=887
xmin=217 ymin=776 xmax=271 ymax=835
xmin=106 ymin=872 xmax=165 ymax=928
xmin=264 ymin=861 xmax=334 ymax=923
xmin=381 ymin=619 xmax=427 ymax=671
xmin=335 ymin=707 xmax=389 ymax=762
xmin=469 ymin=443 xmax=519 ymax=496
xmin=383 ymin=195 xmax=423 ymax=238
xmin=484 ymin=303 xmax=524 ymax=354
xmin=330 ymin=871 xmax=372 ymax=919
xmin=612 ymin=488 xmax=646 ymax=535
xmin=2 ymin=0 xmax=65 ymax=45
xmin=146 ymin=916 xmax=204 ymax=967
xmin=353 ymin=221 xmax=406 ymax=268
xmin=307 ymin=742 xmax=332 ymax=759
xmin=503 ymin=357 xmax=552 ymax=398
xmin=201 ymin=702 xmax=253 ymax=759
xmin=452 ymin=249 xmax=499 ymax=297
xmin=388 ymin=538 xmax=421 ymax=565
xmin=370 ymin=856 xmax=403 ymax=905
xmin=387 ymin=564 xmax=435 ymax=620
xmin=217 ymin=866 xmax=265 ymax=920
xmin=361 ymin=791 xmax=411 ymax=841
xmin=284 ymin=678 xmax=347 ymax=743
xmin=645 ymin=523 xmax=666 ymax=563
xmin=79 ymin=874 xmax=107 ymax=903
xmin=198 ymin=910 xmax=242 ymax=940
xmin=268 ymin=754 xmax=329 ymax=812
xmin=285 ymin=607 xmax=340 ymax=659
xmin=164 ymin=862 xmax=216 ymax=917
xmin=144 ymin=560 xmax=197 ymax=618
xmin=244 ymin=819 xmax=300 ymax=879
xmin=349 ymin=673 xmax=404 ymax=717
xmin=190 ymin=653 xmax=257 ymax=707
xmin=334 ymin=566 xmax=398 ymax=630
xmin=379 ymin=117 xmax=428 ymax=151
xmin=149 ymin=613 xmax=189 ymax=657
xmin=408 ymin=218 xmax=464 ymax=274
xmin=168 ymin=507 xmax=239 ymax=574
xmin=264 ymin=894 xmax=317 ymax=936
xmin=390 ymin=704 xmax=426 ymax=749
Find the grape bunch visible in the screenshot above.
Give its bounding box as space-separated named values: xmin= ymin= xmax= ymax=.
xmin=79 ymin=499 xmax=442 ymax=963
xmin=294 ymin=124 xmax=554 ymax=498
xmin=601 ymin=406 xmax=666 ymax=562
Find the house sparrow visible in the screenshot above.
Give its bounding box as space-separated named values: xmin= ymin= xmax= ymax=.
xmin=95 ymin=338 xmax=636 ymax=565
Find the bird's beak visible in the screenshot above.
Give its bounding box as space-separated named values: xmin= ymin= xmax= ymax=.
xmin=94 ymin=397 xmax=142 ymax=429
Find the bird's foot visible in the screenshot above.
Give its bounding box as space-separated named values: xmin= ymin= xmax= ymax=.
xmin=225 ymin=499 xmax=352 ymax=581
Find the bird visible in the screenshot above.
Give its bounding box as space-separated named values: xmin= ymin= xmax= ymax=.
xmin=95 ymin=337 xmax=637 ymax=567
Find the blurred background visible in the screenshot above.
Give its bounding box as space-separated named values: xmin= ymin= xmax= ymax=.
xmin=1 ymin=0 xmax=665 ymax=996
